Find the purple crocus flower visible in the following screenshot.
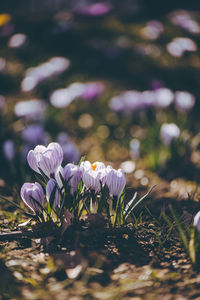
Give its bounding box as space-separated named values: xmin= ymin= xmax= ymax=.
xmin=74 ymin=2 xmax=112 ymax=17
xmin=57 ymin=132 xmax=80 ymax=164
xmin=21 ymin=182 xmax=45 ymax=213
xmin=22 ymin=124 xmax=49 ymax=146
xmin=106 ymin=166 xmax=126 ymax=199
xmin=3 ymin=140 xmax=15 ymax=161
xmin=61 ymin=163 xmax=82 ymax=195
xmin=170 ymin=10 xmax=200 ymax=34
xmin=46 ymin=178 xmax=60 ymax=209
xmin=27 ymin=142 xmax=63 ymax=177
xmin=62 ymin=142 xmax=80 ymax=164
xmin=81 ymin=82 xmax=104 ymax=101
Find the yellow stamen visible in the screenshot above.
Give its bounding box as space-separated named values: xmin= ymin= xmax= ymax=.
xmin=91 ymin=163 xmax=97 ymax=171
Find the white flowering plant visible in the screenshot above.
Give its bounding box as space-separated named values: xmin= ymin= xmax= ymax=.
xmin=0 ymin=142 xmax=149 ymax=233
xmin=166 ymin=206 xmax=200 ymax=270
xmin=188 ymin=211 xmax=200 ymax=269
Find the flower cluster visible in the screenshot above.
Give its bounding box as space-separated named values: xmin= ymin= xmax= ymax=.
xmin=109 ymin=88 xmax=195 ymax=114
xmin=21 ymin=142 xmax=128 ymax=227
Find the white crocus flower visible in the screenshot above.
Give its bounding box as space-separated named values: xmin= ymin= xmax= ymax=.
xmin=106 ymin=166 xmax=126 ymax=199
xmin=194 ymin=211 xmax=200 ymax=232
xmin=27 ymin=142 xmax=63 ymax=177
xmin=160 ymin=123 xmax=180 ymax=146
xmin=80 ymin=161 xmax=107 ymax=193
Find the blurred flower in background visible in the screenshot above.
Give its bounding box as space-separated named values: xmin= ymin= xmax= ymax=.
xmin=160 ymin=123 xmax=180 ymax=146
xmin=21 ymin=57 xmax=70 ymax=92
xmin=174 ymin=91 xmax=195 ymax=112
xmin=8 ymin=33 xmax=27 ymax=48
xmin=169 ymin=10 xmax=200 ymax=34
xmin=0 ymin=95 xmax=5 ymax=110
xmin=14 ymin=99 xmax=47 ymax=120
xmin=2 ymin=139 xmax=15 ymax=161
xmin=22 ymin=124 xmax=49 ymax=146
xmin=81 ymin=82 xmax=104 ymax=101
xmin=166 ymin=37 xmax=197 ymax=57
xmin=0 ymin=58 xmax=6 ymax=72
xmin=154 ymin=88 xmax=174 ymax=108
xmin=50 ymin=81 xmax=104 ymax=107
xmin=130 ymin=139 xmax=140 ymax=159
xmin=74 ymin=2 xmax=112 ymax=17
xmin=57 ymin=132 xmax=80 ymax=164
xmin=141 ymin=20 xmax=164 ymax=40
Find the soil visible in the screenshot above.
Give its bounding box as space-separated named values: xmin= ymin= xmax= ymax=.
xmin=1 ymin=192 xmax=200 ymax=300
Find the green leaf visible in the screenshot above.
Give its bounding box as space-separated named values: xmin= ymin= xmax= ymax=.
xmin=38 ymin=168 xmax=49 ymax=182
xmin=78 ymin=155 xmax=86 ymax=166
xmin=34 ymin=173 xmax=47 ymax=189
xmin=47 ymin=184 xmax=58 ymax=216
xmin=124 ymin=186 xmax=155 ymax=221
xmin=169 ymin=205 xmax=189 ymax=252
xmin=0 ymin=194 xmax=34 ymax=218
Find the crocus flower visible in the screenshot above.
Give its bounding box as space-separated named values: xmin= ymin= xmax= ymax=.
xmin=56 ymin=132 xmax=80 ymax=164
xmin=14 ymin=99 xmax=47 ymax=121
xmin=27 ymin=142 xmax=63 ymax=177
xmin=174 ymin=91 xmax=195 ymax=112
xmin=21 ymin=57 xmax=70 ymax=92
xmin=81 ymin=82 xmax=104 ymax=101
xmin=170 ymin=10 xmax=200 ymax=34
xmin=106 ymin=166 xmax=126 ymax=199
xmin=62 ymin=163 xmax=82 ymax=195
xmin=8 ymin=33 xmax=27 ymax=49
xmin=62 ymin=142 xmax=80 ymax=164
xmin=160 ymin=123 xmax=180 ymax=146
xmin=74 ymin=2 xmax=112 ymax=17
xmin=130 ymin=139 xmax=140 ymax=159
xmin=194 ymin=211 xmax=200 ymax=231
xmin=80 ymin=161 xmax=107 ymax=193
xmin=22 ymin=124 xmax=49 ymax=146
xmin=50 ymin=82 xmax=84 ymax=108
xmin=55 ymin=165 xmax=63 ymax=187
xmin=46 ymin=178 xmax=60 ymax=209
xmin=21 ymin=182 xmax=45 ymax=213
xmin=3 ymin=139 xmax=15 ymax=161
xmin=166 ymin=37 xmax=197 ymax=57
xmin=154 ymin=88 xmax=174 ymax=108
xmin=141 ymin=20 xmax=163 ymax=40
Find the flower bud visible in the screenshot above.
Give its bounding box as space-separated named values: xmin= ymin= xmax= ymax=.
xmin=55 ymin=165 xmax=64 ymax=188
xmin=21 ymin=182 xmax=45 ymax=213
xmin=106 ymin=166 xmax=126 ymax=198
xmin=194 ymin=211 xmax=200 ymax=231
xmin=46 ymin=178 xmax=60 ymax=209
xmin=62 ymin=163 xmax=82 ymax=195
